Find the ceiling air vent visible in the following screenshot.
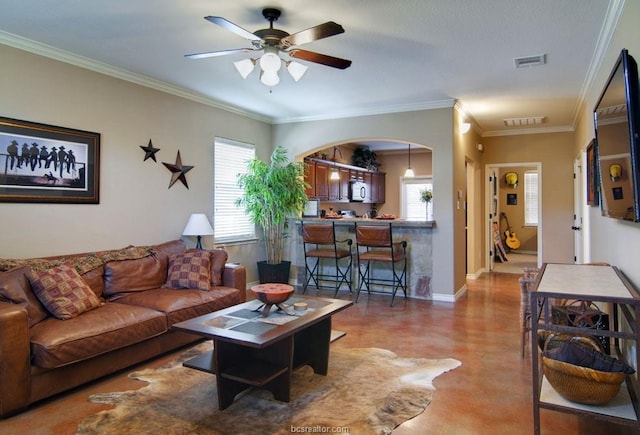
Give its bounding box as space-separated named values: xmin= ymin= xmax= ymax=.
xmin=514 ymin=54 xmax=546 ymax=68
xmin=504 ymin=117 xmax=545 ymax=127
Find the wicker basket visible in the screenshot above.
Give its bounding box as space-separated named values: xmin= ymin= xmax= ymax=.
xmin=543 ymin=356 xmax=626 ymax=405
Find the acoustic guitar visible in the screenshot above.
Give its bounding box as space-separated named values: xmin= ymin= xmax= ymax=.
xmin=500 ymin=212 xmax=521 ymax=250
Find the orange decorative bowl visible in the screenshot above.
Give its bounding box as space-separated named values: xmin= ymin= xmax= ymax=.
xmin=251 ymin=283 xmax=294 ymax=304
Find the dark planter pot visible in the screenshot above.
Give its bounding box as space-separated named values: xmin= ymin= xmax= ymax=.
xmin=257 ymin=260 xmax=291 ymax=284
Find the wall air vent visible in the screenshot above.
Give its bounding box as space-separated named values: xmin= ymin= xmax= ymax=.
xmin=514 ymin=54 xmax=546 ymax=68
xmin=504 ymin=117 xmax=545 ymax=127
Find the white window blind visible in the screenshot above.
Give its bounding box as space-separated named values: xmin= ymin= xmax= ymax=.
xmin=402 ymin=177 xmax=433 ymax=220
xmin=214 ymin=138 xmax=255 ymax=243
xmin=524 ymin=171 xmax=539 ymax=226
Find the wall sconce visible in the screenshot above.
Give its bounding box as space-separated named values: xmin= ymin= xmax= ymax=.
xmin=609 ymin=163 xmax=622 ymax=182
xmin=182 ymin=213 xmax=214 ymax=249
xmin=476 ymin=143 xmax=484 ymax=152
xmin=505 ymin=172 xmax=518 ymax=188
xmin=459 ymin=122 xmax=471 ymax=134
xmin=404 ymin=144 xmax=415 ymax=177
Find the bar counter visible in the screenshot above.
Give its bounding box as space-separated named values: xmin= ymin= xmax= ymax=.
xmin=288 ymin=218 xmax=435 ymax=300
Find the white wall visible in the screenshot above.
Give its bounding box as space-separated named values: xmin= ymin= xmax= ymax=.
xmin=575 ymin=0 xmax=640 ymax=289
xmin=0 ymin=44 xmax=271 ymax=283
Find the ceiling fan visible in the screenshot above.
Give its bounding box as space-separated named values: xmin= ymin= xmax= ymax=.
xmin=185 ymin=8 xmax=352 ymax=86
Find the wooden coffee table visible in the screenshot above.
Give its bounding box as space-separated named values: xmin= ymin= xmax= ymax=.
xmin=172 ymin=294 xmax=352 ymax=409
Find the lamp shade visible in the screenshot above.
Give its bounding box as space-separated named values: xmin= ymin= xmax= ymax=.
xmin=286 ymin=61 xmax=308 ymax=82
xmin=182 ymin=214 xmax=214 ymax=249
xmin=234 ymin=58 xmax=256 ymax=79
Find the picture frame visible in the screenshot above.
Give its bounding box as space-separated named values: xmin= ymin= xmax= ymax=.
xmin=506 ymin=193 xmax=517 ymax=205
xmin=303 ymin=199 xmax=320 ymax=217
xmin=0 ymin=117 xmax=100 ymax=203
xmin=586 ymin=139 xmax=599 ymax=206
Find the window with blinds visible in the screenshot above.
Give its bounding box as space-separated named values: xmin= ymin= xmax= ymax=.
xmin=402 ymin=177 xmax=433 ymax=220
xmin=524 ymin=171 xmax=539 ymax=226
xmin=214 ymin=138 xmax=256 ymax=243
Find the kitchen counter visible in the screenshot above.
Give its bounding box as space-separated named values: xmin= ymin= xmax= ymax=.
xmin=288 ymin=218 xmax=435 ymax=300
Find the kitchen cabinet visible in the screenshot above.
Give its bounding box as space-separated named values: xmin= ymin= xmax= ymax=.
xmin=304 ymin=158 xmax=385 ymax=204
xmin=530 ymin=263 xmax=640 ymax=434
xmin=314 ymin=161 xmax=329 ymax=200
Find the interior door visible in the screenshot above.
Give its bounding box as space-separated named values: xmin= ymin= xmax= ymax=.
xmin=488 ymin=168 xmax=499 ymax=271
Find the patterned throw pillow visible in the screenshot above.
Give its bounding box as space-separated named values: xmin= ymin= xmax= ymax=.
xmin=27 ymin=263 xmax=102 ymax=320
xmin=164 ymin=251 xmax=211 ymax=291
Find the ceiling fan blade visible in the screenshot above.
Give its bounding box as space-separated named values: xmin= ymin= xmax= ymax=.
xmin=281 ymin=21 xmax=345 ymax=47
xmin=289 ymin=49 xmax=352 ymax=69
xmin=185 ymin=48 xmax=257 ymax=60
xmin=204 ymin=16 xmax=262 ymax=42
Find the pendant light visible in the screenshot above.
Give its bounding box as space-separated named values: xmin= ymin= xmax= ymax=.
xmin=404 ymin=144 xmax=415 ymax=177
xmin=330 ymin=146 xmax=342 ymax=180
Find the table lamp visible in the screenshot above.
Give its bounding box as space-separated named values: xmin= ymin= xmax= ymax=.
xmin=182 ymin=213 xmax=214 ymax=249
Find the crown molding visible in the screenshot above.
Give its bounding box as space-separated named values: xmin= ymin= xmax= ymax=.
xmin=0 ymin=30 xmax=272 ymax=124
xmin=272 ymin=99 xmax=456 ymax=124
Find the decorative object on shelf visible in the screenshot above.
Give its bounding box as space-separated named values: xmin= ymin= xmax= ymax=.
xmin=505 ymin=171 xmax=518 ymax=188
xmin=250 ymin=283 xmax=295 ymax=317
xmin=162 ymin=151 xmax=193 ymax=189
xmin=404 ymin=144 xmax=414 ymax=177
xmin=182 ymin=213 xmax=214 ymax=249
xmin=352 ymin=145 xmax=381 ymax=171
xmin=185 ymin=8 xmax=351 ymax=88
xmin=0 ymin=116 xmax=100 ymax=204
xmin=139 ymin=139 xmax=160 ymax=162
xmin=236 ymin=146 xmax=308 ymax=282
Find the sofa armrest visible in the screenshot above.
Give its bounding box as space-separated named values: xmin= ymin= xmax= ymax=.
xmin=222 ymin=263 xmax=247 ymax=302
xmin=0 ymin=301 xmax=31 ymax=417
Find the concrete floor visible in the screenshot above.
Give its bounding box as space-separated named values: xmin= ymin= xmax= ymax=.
xmin=0 ymin=272 xmax=636 ymax=434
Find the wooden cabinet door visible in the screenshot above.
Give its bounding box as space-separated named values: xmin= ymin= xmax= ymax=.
xmin=339 ymin=167 xmax=351 ymax=201
xmin=304 ymin=161 xmax=316 ymax=198
xmin=315 ymin=162 xmax=329 ymax=200
xmin=371 ymin=172 xmax=386 ymax=203
xmin=362 ymin=172 xmax=373 ymax=203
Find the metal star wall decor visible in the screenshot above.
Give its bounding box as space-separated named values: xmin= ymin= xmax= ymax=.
xmin=162 ymin=151 xmax=194 ymax=189
xmin=140 ymin=139 xmax=161 ymax=162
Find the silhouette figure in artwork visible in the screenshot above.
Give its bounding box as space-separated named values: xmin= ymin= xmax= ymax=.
xmin=47 ymin=146 xmax=58 ymax=171
xmin=29 ymin=142 xmax=39 ymax=171
xmin=66 ymin=149 xmax=76 ymax=174
xmin=57 ymin=146 xmax=68 ymax=177
xmin=7 ymin=140 xmax=20 ymax=170
xmin=44 ymin=172 xmax=58 ymax=185
xmin=39 ymin=146 xmax=49 ymax=168
xmin=20 ymin=143 xmax=29 ymax=168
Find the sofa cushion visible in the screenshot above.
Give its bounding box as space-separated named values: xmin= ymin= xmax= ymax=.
xmin=164 ymin=250 xmax=211 ymax=291
xmin=114 ymin=287 xmax=241 ymax=325
xmin=210 ymin=249 xmax=228 ymax=286
xmin=81 ymin=264 xmax=105 ymax=298
xmin=103 ymin=253 xmax=168 ymax=297
xmin=151 ymin=239 xmax=187 ymax=257
xmin=0 ymin=266 xmax=49 ymax=327
xmin=29 ymin=302 xmax=167 ymax=369
xmin=27 ymin=264 xmax=102 ymax=320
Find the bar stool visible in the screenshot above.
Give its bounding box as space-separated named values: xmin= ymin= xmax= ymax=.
xmin=354 ymin=223 xmax=407 ymax=306
xmin=301 ymin=221 xmax=353 ymax=297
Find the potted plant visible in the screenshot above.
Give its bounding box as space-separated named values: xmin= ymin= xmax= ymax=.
xmin=351 ymin=145 xmax=381 ymax=171
xmin=236 ymin=146 xmax=309 ymax=283
xmin=420 ymin=188 xmax=432 ymax=219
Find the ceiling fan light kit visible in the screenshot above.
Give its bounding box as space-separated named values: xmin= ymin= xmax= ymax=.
xmin=186 ymin=8 xmax=351 ymax=87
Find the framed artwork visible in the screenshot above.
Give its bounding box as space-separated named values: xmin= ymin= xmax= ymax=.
xmin=303 ymin=199 xmax=320 ymax=217
xmin=586 ymin=139 xmax=599 ymax=206
xmin=507 ymin=193 xmax=517 ymax=205
xmin=0 ymin=117 xmax=100 ymax=203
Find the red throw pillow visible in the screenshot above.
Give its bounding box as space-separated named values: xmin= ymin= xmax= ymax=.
xmin=164 ymin=250 xmax=211 ymax=290
xmin=27 ymin=263 xmax=102 ymax=320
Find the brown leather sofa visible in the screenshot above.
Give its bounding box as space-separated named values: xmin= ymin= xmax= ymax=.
xmin=0 ymin=240 xmax=246 ymax=417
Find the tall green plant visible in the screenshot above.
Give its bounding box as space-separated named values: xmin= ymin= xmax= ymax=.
xmin=236 ymin=146 xmax=309 ymax=264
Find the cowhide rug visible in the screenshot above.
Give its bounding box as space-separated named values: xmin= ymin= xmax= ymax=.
xmin=77 ymin=342 xmax=460 ymax=435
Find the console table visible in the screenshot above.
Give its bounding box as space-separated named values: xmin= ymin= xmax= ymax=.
xmin=530 ymin=263 xmax=640 ymax=434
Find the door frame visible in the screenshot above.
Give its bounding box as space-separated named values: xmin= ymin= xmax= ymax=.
xmin=485 ymin=162 xmax=543 ymax=271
